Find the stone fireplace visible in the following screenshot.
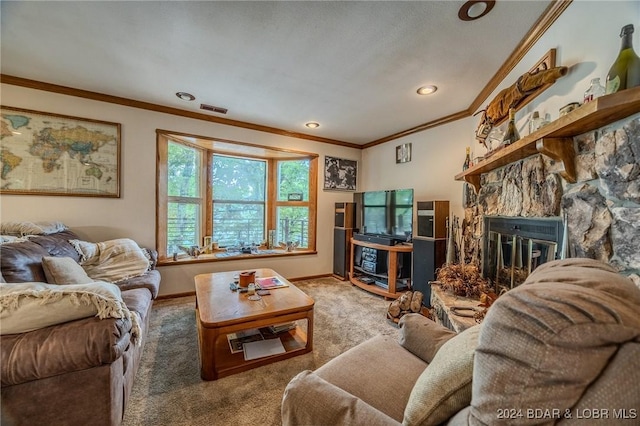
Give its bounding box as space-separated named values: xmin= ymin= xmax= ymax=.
xmin=462 ymin=112 xmax=640 ymax=289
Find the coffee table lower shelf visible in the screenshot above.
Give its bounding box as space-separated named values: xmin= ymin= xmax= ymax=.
xmin=196 ymin=309 xmax=312 ymax=380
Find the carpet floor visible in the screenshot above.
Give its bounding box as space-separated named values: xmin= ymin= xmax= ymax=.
xmin=123 ymin=277 xmax=399 ymax=425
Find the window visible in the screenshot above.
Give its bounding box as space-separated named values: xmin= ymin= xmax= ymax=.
xmin=157 ymin=132 xmax=317 ymax=262
xmin=276 ymin=159 xmax=311 ymax=248
xmin=166 ymin=141 xmax=204 ymax=255
xmin=212 ymin=155 xmax=266 ymax=247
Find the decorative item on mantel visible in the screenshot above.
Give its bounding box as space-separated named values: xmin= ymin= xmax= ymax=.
xmin=474 ymin=49 xmax=568 ymax=150
xmin=605 ymin=24 xmax=640 ymax=94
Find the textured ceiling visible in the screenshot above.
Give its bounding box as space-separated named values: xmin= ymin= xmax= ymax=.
xmin=1 ymin=1 xmax=554 ymax=145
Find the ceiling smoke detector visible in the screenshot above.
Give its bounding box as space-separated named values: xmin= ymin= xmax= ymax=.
xmin=200 ymin=104 xmax=228 ymax=114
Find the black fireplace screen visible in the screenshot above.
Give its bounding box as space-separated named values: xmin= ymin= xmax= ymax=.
xmin=483 ymin=217 xmax=564 ymax=293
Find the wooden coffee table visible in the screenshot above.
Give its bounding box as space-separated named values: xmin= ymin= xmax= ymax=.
xmin=195 ymin=268 xmax=314 ymax=380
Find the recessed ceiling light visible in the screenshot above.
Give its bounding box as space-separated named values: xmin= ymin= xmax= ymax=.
xmin=305 ymin=122 xmax=320 ymax=129
xmin=458 ymin=1 xmax=495 ymax=21
xmin=176 ymin=92 xmax=195 ymax=101
xmin=417 ymin=85 xmax=438 ymax=95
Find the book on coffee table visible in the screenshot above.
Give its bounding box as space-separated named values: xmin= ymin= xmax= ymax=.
xmin=255 ymin=276 xmax=289 ymax=289
xmin=227 ymin=329 xmax=264 ymax=354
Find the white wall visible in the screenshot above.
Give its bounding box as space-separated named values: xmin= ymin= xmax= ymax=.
xmin=360 ymin=117 xmax=476 ymax=220
xmin=0 ymin=85 xmax=360 ymax=295
xmin=360 ymin=0 xmax=640 ymax=221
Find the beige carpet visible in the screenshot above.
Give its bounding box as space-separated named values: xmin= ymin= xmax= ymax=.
xmin=123 ymin=277 xmax=398 ymax=425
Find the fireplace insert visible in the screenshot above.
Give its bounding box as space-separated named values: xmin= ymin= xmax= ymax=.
xmin=483 ymin=216 xmax=564 ymax=293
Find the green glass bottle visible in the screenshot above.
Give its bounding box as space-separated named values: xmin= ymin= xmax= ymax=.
xmin=462 ymin=147 xmax=471 ymax=170
xmin=605 ymin=24 xmax=640 ymax=94
xmin=502 ymin=108 xmax=520 ymax=146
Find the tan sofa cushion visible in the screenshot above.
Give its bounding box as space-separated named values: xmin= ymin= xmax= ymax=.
xmin=41 ymin=256 xmax=93 ymax=284
xmin=282 ymin=370 xmax=398 ymax=426
xmin=315 ymin=334 xmax=427 ymax=422
xmin=403 ymin=324 xmax=481 ymax=426
xmin=470 ymin=258 xmax=640 ymax=425
xmin=398 ymin=314 xmax=457 ymax=363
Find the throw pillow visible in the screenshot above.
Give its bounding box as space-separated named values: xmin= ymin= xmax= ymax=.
xmin=0 ymin=281 xmax=140 ymax=343
xmin=70 ymin=238 xmax=151 ymax=283
xmin=403 ymin=324 xmax=481 ymax=426
xmin=41 ymin=256 xmax=93 ymax=284
xmin=398 ymin=314 xmax=456 ymax=363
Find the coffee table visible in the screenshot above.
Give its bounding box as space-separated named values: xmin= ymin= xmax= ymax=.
xmin=195 ymin=268 xmax=314 ymax=380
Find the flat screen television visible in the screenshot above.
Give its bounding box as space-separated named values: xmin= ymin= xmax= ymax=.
xmin=361 ymin=188 xmax=413 ymax=240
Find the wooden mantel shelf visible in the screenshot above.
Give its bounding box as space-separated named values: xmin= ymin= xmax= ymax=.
xmin=456 ymin=86 xmax=640 ymax=192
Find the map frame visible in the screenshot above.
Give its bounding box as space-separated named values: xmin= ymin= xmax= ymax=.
xmin=1 ymin=106 xmax=121 ymax=197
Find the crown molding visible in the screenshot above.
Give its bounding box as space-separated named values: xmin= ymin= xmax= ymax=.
xmin=0 ymin=74 xmax=360 ymax=149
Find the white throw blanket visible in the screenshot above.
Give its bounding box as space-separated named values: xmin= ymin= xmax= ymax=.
xmin=70 ymin=238 xmax=151 ymax=283
xmin=0 ymin=282 xmax=141 ymax=344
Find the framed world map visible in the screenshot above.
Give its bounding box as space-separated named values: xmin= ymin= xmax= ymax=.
xmin=0 ymin=106 xmax=121 ymax=197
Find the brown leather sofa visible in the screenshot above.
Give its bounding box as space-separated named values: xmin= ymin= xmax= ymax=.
xmin=0 ymin=228 xmax=161 ymax=426
xmin=282 ymin=258 xmax=640 ymax=425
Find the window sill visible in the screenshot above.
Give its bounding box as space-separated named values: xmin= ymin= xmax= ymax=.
xmin=157 ymin=249 xmax=317 ymax=267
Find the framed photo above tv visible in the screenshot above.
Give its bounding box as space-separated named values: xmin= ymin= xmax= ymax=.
xmin=0 ymin=106 xmax=121 ymax=197
xmin=323 ymin=156 xmax=357 ymax=191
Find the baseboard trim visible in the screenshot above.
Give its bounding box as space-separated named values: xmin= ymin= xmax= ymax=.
xmin=288 ymin=273 xmax=333 ymax=282
xmin=155 ymin=273 xmax=335 ymax=299
xmin=156 ymin=291 xmax=196 ymax=300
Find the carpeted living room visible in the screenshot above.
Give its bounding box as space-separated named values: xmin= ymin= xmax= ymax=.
xmin=2 ymin=1 xmax=640 ymax=425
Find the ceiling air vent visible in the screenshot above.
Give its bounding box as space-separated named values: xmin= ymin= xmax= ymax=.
xmin=200 ymin=104 xmax=228 ymax=114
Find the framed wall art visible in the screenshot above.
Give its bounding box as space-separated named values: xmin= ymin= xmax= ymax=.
xmin=0 ymin=106 xmax=121 ymax=197
xmin=396 ymin=143 xmax=412 ymax=163
xmin=323 ymin=156 xmax=357 ymax=191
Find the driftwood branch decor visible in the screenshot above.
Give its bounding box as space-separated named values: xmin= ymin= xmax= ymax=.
xmin=475 ymin=49 xmax=568 ymax=147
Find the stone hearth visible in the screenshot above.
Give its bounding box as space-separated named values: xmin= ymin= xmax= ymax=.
xmin=463 ymin=113 xmax=640 ymax=286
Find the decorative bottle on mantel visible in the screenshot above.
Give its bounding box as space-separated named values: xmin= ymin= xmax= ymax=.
xmin=583 ymin=78 xmax=605 ymax=103
xmin=605 ymin=24 xmax=640 ymax=94
xmin=502 ymin=108 xmax=520 ymax=146
xmin=462 ymin=147 xmax=471 ymax=170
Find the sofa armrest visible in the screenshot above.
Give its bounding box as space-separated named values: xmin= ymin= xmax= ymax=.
xmin=398 ymin=313 xmax=457 ymax=363
xmin=282 ymin=370 xmax=399 ymax=426
xmin=1 ymin=316 xmax=131 ymax=386
xmin=117 ymin=269 xmax=161 ymax=299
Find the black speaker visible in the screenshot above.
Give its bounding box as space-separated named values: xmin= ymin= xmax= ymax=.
xmin=333 ymin=227 xmax=353 ymax=279
xmin=416 ymin=201 xmax=449 ymax=239
xmin=412 ymin=237 xmax=446 ymax=305
xmin=353 ymin=192 xmax=363 ymax=231
xmin=335 ymin=202 xmax=355 ymax=228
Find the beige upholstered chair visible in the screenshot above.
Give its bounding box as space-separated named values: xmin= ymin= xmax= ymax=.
xmin=282 ymin=258 xmax=640 ymax=425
